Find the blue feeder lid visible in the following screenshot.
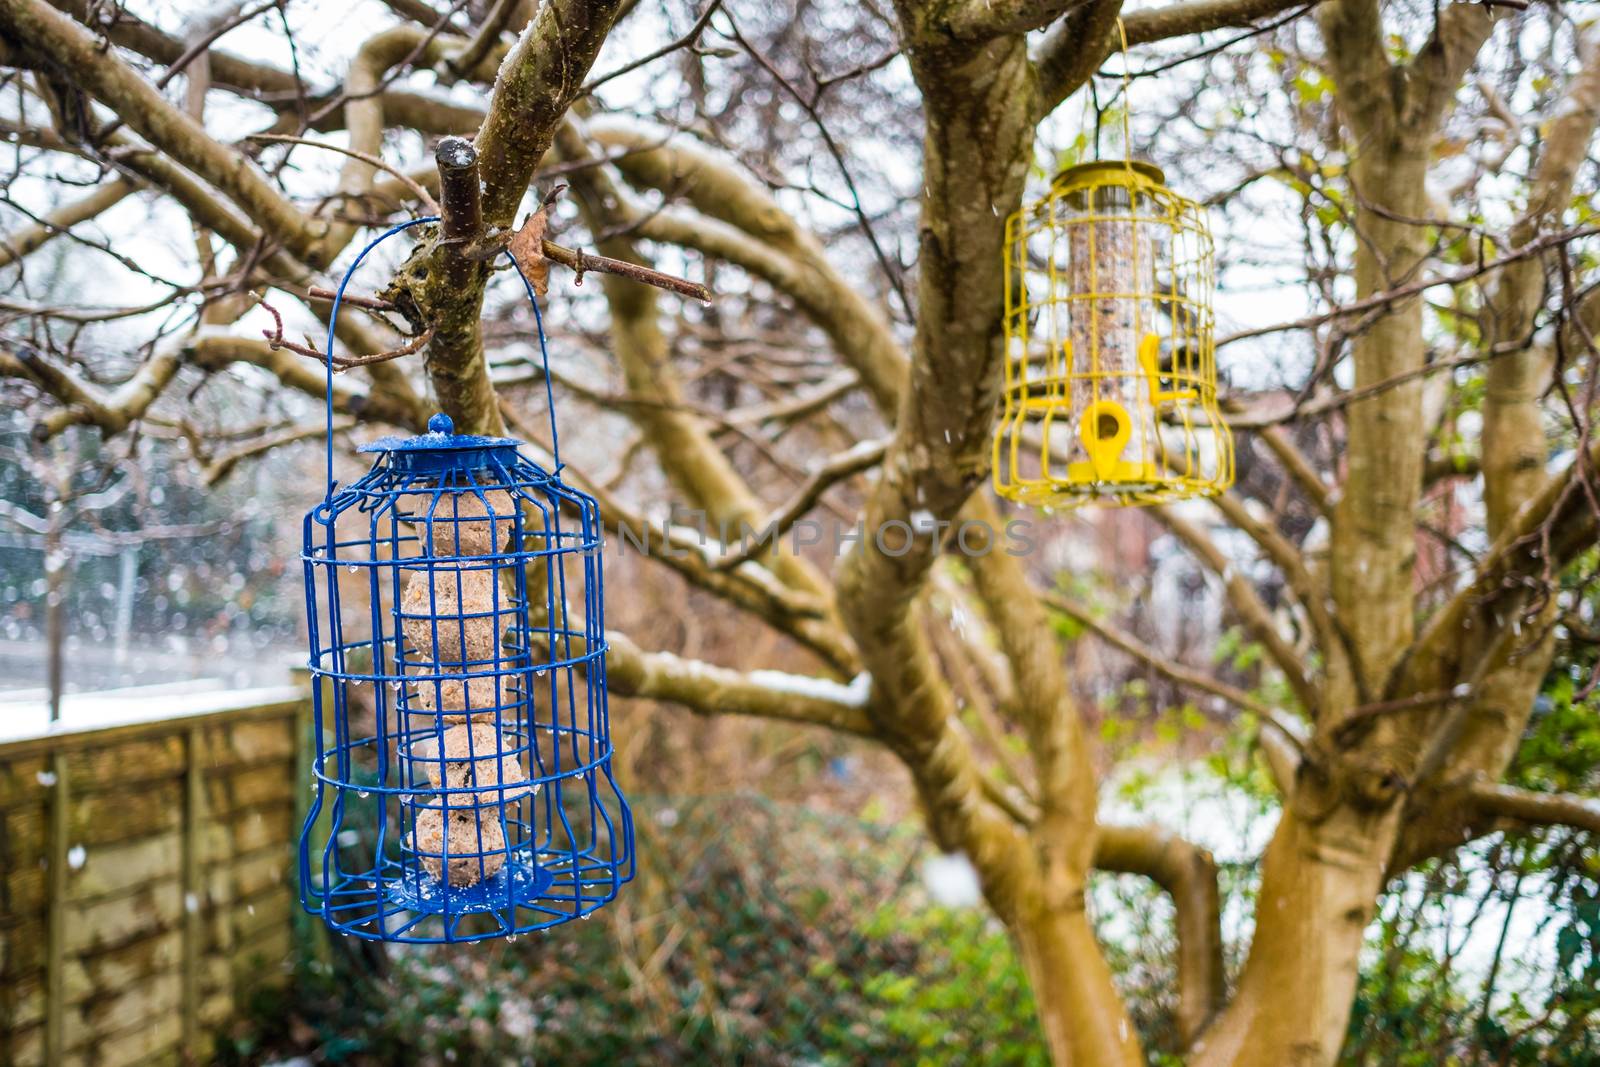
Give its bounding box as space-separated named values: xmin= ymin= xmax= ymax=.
xmin=360 ymin=412 xmax=523 ymax=473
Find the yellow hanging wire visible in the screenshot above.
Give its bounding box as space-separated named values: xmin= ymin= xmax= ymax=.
xmin=1116 ymin=16 xmax=1134 ymax=173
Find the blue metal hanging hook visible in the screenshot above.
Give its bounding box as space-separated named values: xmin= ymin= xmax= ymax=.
xmin=321 ymin=216 xmax=566 ymax=494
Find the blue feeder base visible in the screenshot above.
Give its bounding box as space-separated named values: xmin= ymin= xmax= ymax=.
xmin=386 ymin=855 xmax=556 ymax=916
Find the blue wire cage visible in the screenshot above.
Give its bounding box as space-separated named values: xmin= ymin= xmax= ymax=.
xmin=298 ymin=220 xmax=633 ymax=943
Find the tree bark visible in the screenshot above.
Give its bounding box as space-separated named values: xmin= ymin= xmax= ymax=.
xmin=1015 ymin=902 xmax=1144 ymax=1066
xmin=1193 ymin=807 xmax=1400 ymax=1067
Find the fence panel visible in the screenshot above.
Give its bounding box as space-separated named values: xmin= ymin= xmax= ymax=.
xmin=0 ymin=689 xmax=307 ymax=1067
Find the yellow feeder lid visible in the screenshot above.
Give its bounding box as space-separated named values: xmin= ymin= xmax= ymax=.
xmin=1052 ymin=159 xmax=1166 ymax=187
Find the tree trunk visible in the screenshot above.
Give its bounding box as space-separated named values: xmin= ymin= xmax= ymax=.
xmin=1013 ymin=900 xmax=1143 ymax=1067
xmin=1326 ymin=149 xmax=1432 ymax=710
xmin=1193 ymin=806 xmax=1399 ymax=1067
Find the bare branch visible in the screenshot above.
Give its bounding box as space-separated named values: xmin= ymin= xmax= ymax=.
xmin=1256 ymin=426 xmax=1331 ymax=516
xmin=259 ymin=297 xmax=436 ymax=370
xmin=583 ymin=0 xmax=723 ymax=92
xmin=1036 ymin=0 xmax=1316 ymax=110
xmin=1095 ymin=823 xmax=1225 ymax=1046
xmin=444 ymin=0 xmax=518 ymax=79
xmin=8 ymin=337 xmax=184 ymax=441
xmin=0 ymin=176 xmax=136 ymax=269
xmin=1211 ymin=492 xmax=1347 ymax=680
xmin=1042 ymin=589 xmax=1307 ymax=792
xmin=1216 ymin=225 xmax=1600 ymax=350
xmin=605 ymin=629 xmax=875 ymax=737
xmin=1469 ymin=782 xmax=1600 ymax=836
xmin=203 ymin=417 xmax=354 ymax=485
xmin=1151 ymin=506 xmax=1321 ymax=715
xmin=1402 ymin=3 xmax=1502 ymax=130
xmin=0 ymin=0 xmax=326 ymax=263
xmin=247 ymin=133 xmax=441 ymax=214
xmin=715 ymin=438 xmax=886 ymax=570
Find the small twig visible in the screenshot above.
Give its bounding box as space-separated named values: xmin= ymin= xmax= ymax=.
xmin=444 ymin=0 xmax=519 ymax=78
xmin=305 ymin=286 xmax=398 ymax=312
xmin=204 ymin=415 xmax=355 ymax=485
xmin=303 ymin=0 xmax=473 ymax=127
xmin=1095 ymin=2 xmax=1318 ymax=79
xmin=477 ymin=221 xmax=712 ymax=302
xmin=583 ymin=0 xmax=725 ymax=92
xmin=715 ymin=438 xmax=887 ymax=570
xmin=90 ymin=0 xmax=286 ymax=143
xmin=259 ymin=298 xmax=435 ymax=370
xmin=540 ymin=239 xmax=711 ymax=302
xmin=1219 ymin=224 xmax=1600 ymax=349
xmin=247 ymin=133 xmax=441 ymax=213
xmin=156 ymin=0 xmax=287 ymax=90
xmin=719 ymin=12 xmax=912 ymax=320
xmin=1332 ymin=689 xmax=1458 ymax=745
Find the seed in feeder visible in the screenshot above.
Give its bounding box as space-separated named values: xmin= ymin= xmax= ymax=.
xmin=399 ymin=566 xmax=510 ymax=665
xmin=402 ymin=488 xmax=519 ymax=557
xmin=408 ymin=672 xmax=508 ymax=720
xmin=413 ymin=723 xmax=531 ymax=806
xmin=411 ymin=803 xmax=507 ymax=887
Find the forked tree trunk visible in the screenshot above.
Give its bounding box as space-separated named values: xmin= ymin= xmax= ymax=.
xmin=1190 ymin=806 xmax=1401 ymax=1067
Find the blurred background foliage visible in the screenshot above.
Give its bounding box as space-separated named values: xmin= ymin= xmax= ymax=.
xmin=214 ymin=618 xmax=1597 ymax=1066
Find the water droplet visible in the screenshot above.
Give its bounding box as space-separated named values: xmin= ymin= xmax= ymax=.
xmin=358 ymin=790 xmax=370 ymax=799
xmin=36 ymin=770 xmax=57 ymax=787
xmin=346 ymin=565 xmax=358 ymax=574
xmin=185 ymin=892 xmax=200 ymax=914
xmin=67 ymin=845 xmax=86 ymax=870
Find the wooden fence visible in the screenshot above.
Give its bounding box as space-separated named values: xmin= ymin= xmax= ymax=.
xmin=0 ymin=688 xmax=309 ymax=1067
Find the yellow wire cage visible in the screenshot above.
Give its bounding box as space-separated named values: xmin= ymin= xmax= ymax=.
xmin=993 ymin=160 xmax=1233 ymax=509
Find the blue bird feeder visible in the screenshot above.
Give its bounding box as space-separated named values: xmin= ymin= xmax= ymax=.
xmin=298 ymin=219 xmax=633 ymax=943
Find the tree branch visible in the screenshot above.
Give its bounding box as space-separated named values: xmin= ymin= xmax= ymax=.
xmin=0 ymin=176 xmax=136 ymax=268
xmin=1256 ymin=425 xmax=1331 ymax=516
xmin=1095 ymin=823 xmax=1225 ymax=1046
xmin=553 ymin=120 xmax=825 ymax=603
xmin=1402 ymin=3 xmax=1502 ymax=131
xmin=604 ymin=630 xmax=875 ymax=737
xmin=1468 ymin=781 xmax=1600 ymax=836
xmin=1152 ymin=506 xmax=1321 ymax=715
xmin=473 ymin=0 xmax=625 ymax=229
xmin=202 ymin=416 xmax=355 ymax=485
xmin=9 ymin=337 xmax=183 ymax=440
xmin=0 ymin=0 xmax=327 ymax=263
xmin=394 ymin=0 xmax=625 ymax=437
xmin=584 ymin=117 xmax=907 ymax=412
xmin=497 ymin=403 xmax=860 ymax=675
xmin=1211 ymin=492 xmax=1347 ymax=681
xmin=1316 ymin=0 xmax=1393 ymax=140
xmin=1042 ymin=590 xmax=1306 ymax=793
xmin=714 ymin=438 xmax=886 ymax=571
xmin=1035 ymin=0 xmax=1314 ymax=111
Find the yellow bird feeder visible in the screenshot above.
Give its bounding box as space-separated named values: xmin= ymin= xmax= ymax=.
xmin=992 ymin=159 xmax=1233 ymax=508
